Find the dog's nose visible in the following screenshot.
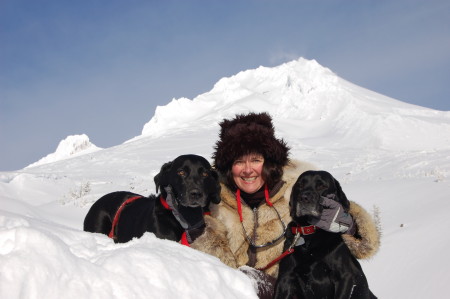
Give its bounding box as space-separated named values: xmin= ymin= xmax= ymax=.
xmin=189 ymin=189 xmax=202 ymax=199
xmin=301 ymin=193 xmax=313 ymax=203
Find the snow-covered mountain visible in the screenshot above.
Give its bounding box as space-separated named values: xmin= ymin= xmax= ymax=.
xmin=1 ymin=58 xmax=450 ymax=299
xmin=26 ymin=134 xmax=101 ymax=168
xmin=139 ymin=58 xmax=450 ymax=151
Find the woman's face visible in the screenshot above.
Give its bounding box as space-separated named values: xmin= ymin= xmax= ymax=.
xmin=231 ymin=153 xmax=265 ymax=194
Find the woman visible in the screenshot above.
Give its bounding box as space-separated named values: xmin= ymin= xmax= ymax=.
xmin=170 ymin=112 xmax=380 ymax=297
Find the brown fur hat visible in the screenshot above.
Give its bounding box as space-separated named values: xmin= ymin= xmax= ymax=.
xmin=212 ymin=112 xmax=290 ymax=174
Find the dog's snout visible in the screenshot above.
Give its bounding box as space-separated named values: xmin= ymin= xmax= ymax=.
xmin=300 ymin=191 xmax=315 ymax=203
xmin=189 ymin=189 xmax=202 ymax=199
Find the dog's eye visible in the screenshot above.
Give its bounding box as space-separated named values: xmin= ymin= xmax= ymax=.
xmin=201 ymin=171 xmax=209 ymax=177
xmin=177 ymin=170 xmax=186 ymax=177
xmin=316 ymin=181 xmax=327 ymax=190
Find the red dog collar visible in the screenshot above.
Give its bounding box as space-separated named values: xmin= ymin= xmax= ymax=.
xmin=291 ymin=225 xmax=316 ymax=235
xmin=160 ymin=196 xmax=172 ymax=210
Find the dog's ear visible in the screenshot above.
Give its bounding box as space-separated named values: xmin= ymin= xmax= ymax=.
xmin=154 ymin=161 xmax=173 ymax=193
xmin=289 ymin=188 xmax=298 ymax=220
xmin=333 ymin=178 xmax=350 ymax=212
xmin=208 ymin=169 xmax=222 ymax=204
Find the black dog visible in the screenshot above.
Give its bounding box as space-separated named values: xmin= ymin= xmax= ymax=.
xmin=274 ymin=170 xmax=376 ymax=299
xmin=83 ymin=154 xmax=221 ymax=243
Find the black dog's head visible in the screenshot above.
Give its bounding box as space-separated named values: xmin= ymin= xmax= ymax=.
xmin=154 ymin=154 xmax=221 ymax=208
xmin=290 ymin=170 xmax=349 ymax=222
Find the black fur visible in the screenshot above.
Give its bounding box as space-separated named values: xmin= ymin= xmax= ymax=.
xmin=274 ymin=170 xmax=376 ymax=299
xmin=83 ymin=154 xmax=221 ymax=243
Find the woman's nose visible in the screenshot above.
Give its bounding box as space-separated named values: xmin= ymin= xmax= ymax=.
xmin=243 ymin=161 xmax=252 ymax=173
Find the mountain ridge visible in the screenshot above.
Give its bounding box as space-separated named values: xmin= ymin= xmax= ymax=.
xmin=28 ymin=58 xmax=450 ymax=168
xmin=139 ymin=57 xmax=450 ymax=151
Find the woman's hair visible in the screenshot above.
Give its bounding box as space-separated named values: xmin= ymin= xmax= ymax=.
xmin=222 ymin=157 xmax=284 ymax=191
xmin=212 ymin=112 xmax=290 ymax=178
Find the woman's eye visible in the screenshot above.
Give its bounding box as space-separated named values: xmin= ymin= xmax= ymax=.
xmin=177 ymin=170 xmax=186 ymax=177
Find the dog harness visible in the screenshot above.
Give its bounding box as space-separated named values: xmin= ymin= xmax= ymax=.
xmin=257 ymin=224 xmax=316 ymax=271
xmin=108 ymin=194 xmax=209 ymax=247
xmin=108 ymin=195 xmax=174 ymax=240
xmin=108 ymin=195 xmax=144 ymax=240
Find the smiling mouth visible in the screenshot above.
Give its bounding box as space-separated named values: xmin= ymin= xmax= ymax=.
xmin=242 ymin=177 xmax=257 ymax=182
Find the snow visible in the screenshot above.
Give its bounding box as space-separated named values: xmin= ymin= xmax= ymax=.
xmin=26 ymin=134 xmax=101 ymax=168
xmin=2 ymin=57 xmax=450 ymax=298
xmin=139 ymin=58 xmax=450 ymax=151
xmin=0 ymin=212 xmax=255 ymax=299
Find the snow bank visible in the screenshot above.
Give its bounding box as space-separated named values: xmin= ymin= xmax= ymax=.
xmin=0 ymin=211 xmax=257 ymax=299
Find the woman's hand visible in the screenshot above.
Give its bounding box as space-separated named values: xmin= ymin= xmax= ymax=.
xmin=309 ymin=195 xmax=355 ymax=234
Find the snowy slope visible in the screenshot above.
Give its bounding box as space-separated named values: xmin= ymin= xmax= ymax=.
xmin=1 ymin=58 xmax=450 ymax=299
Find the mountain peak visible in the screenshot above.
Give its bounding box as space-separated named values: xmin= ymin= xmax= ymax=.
xmin=26 ymin=134 xmax=101 ymax=168
xmin=211 ymin=57 xmax=337 ymax=95
xmin=139 ymin=58 xmax=338 ymax=138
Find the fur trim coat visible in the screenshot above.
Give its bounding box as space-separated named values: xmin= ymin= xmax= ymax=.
xmin=191 ymin=160 xmax=380 ymax=277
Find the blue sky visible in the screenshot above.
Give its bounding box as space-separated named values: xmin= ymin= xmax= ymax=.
xmin=1 ymin=0 xmax=449 ymax=171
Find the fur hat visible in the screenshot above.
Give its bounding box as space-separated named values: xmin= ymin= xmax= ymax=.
xmin=212 ymin=112 xmax=290 ymax=174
